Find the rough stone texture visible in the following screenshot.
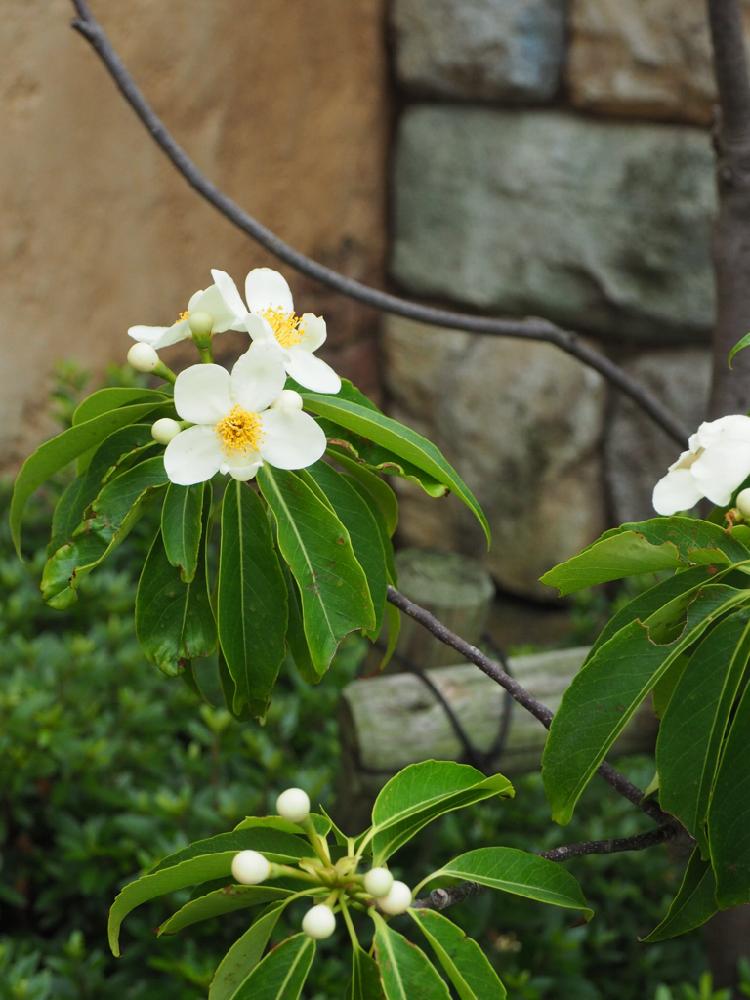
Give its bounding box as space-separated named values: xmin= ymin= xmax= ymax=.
xmin=383 ymin=316 xmax=606 ymax=599
xmin=393 ymin=107 xmax=716 ymax=345
xmin=393 ymin=0 xmax=565 ymax=102
xmin=569 ymin=0 xmax=750 ymax=125
xmin=606 ymin=348 xmax=711 ymax=523
xmin=1 ymin=0 xmax=388 ymax=470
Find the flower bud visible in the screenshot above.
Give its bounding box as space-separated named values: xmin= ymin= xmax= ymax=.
xmin=276 ymin=787 xmax=310 ymax=824
xmin=151 ymin=418 xmax=182 ymax=445
xmin=127 ymin=342 xmax=160 ymax=373
xmin=302 ymin=903 xmax=336 ymax=939
xmin=378 ymin=880 xmax=412 ymax=915
xmin=364 ymin=867 xmax=394 ymax=898
xmin=271 ymin=390 xmax=304 ymax=413
xmin=736 ymin=488 xmax=750 ymax=519
xmin=188 ymin=311 xmax=214 ymax=338
xmin=231 ymin=850 xmax=271 ymax=885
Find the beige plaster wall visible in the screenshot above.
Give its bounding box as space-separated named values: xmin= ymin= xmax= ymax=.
xmin=1 ymin=0 xmax=389 ymax=469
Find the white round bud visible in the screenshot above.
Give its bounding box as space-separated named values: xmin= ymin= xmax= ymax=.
xmin=378 ymin=880 xmax=412 ymax=915
xmin=231 ymin=850 xmax=271 ymax=885
xmin=127 ymin=342 xmax=159 ymax=373
xmin=364 ymin=867 xmax=394 ymax=898
xmin=302 ymin=903 xmax=336 ymax=939
xmin=276 ymin=787 xmax=311 ymax=823
xmin=736 ymin=488 xmax=750 ymax=519
xmin=188 ymin=311 xmax=214 ymax=338
xmin=271 ymin=390 xmax=304 ymax=412
xmin=151 ymin=418 xmax=182 ymax=445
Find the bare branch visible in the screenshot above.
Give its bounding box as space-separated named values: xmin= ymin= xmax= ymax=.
xmin=68 ymin=2 xmax=686 ymax=446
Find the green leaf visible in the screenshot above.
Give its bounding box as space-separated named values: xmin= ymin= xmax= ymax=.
xmin=158 ymin=885 xmax=293 ymax=936
xmin=542 ymin=584 xmax=748 ymax=825
xmin=326 ymin=436 xmax=445 ymax=499
xmin=541 ymin=519 xmax=750 ymax=596
xmin=303 ymin=394 xmax=489 ymax=544
xmin=642 ymin=849 xmax=717 ymax=941
xmin=410 ymin=910 xmax=506 ymax=999
xmin=135 ymin=486 xmax=216 ymax=675
xmin=161 ymin=482 xmax=205 ymax=583
xmin=729 ymin=331 xmax=750 ymax=368
xmin=371 ymin=912 xmax=451 ymax=1000
xmin=258 ymin=466 xmax=375 ymax=675
xmin=210 ymin=902 xmax=289 ymax=1000
xmin=377 ymin=601 xmax=402 ymax=671
xmin=328 ymin=449 xmax=398 ymax=537
xmin=232 ymin=814 xmax=332 ymax=839
xmin=369 ymin=761 xmax=514 ymax=864
xmin=418 ymin=847 xmax=593 ymax=920
xmin=229 ymin=933 xmax=315 ymax=1000
xmin=149 ymin=827 xmax=311 ymax=874
xmin=218 ymin=482 xmax=288 ymax=719
xmin=42 ymin=456 xmax=169 ymax=607
xmin=283 ymin=569 xmax=318 ymax=684
xmin=708 ymin=677 xmax=750 ymax=906
xmin=11 ymin=401 xmax=167 ymax=556
xmin=305 ymin=462 xmax=388 ymax=636
xmin=72 ymin=387 xmax=170 ymax=425
xmin=657 ymin=611 xmax=750 ymax=843
xmin=348 ymin=946 xmax=387 ymax=1000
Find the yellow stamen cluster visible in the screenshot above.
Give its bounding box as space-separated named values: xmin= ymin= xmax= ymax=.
xmin=216 ymin=405 xmax=263 ymax=453
xmin=263 ymin=308 xmax=305 ymax=349
xmin=178 ymin=310 xmax=190 ymax=321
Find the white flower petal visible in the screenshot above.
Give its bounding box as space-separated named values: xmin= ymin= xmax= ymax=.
xmin=230 ymin=341 xmax=287 ymax=412
xmin=298 ymin=313 xmax=327 ymax=352
xmin=128 ymin=320 xmax=191 ymax=349
xmin=190 ymin=284 xmax=239 ymax=333
xmin=243 ymin=312 xmax=277 ymax=345
xmin=245 ymin=268 xmax=294 ymax=314
xmin=695 ymin=415 xmax=750 ymax=449
xmin=691 ymin=442 xmax=750 ymax=505
xmin=259 ymin=408 xmax=326 ymax=470
xmin=221 ymin=450 xmax=263 ymax=481
xmin=164 ymin=426 xmax=223 ymax=485
xmin=285 ymin=349 xmax=341 ymax=394
xmin=174 ymin=364 xmax=232 ymax=424
xmin=210 ymin=269 xmax=248 ymax=320
xmin=652 ymin=469 xmax=704 ymax=516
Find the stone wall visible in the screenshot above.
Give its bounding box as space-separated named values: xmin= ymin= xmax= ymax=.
xmin=388 ymin=0 xmax=722 ymax=603
xmin=1 ymin=0 xmax=388 ymax=470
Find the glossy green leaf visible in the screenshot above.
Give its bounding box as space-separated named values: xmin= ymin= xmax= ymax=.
xmin=303 ymin=394 xmax=489 ymax=544
xmin=158 ymin=885 xmax=293 ymax=936
xmin=418 ymin=847 xmax=593 ymax=920
xmin=232 ymin=814 xmax=332 ymax=838
xmin=258 ymin=466 xmax=375 ymax=675
xmin=328 ymin=449 xmax=398 ymax=537
xmin=42 ymin=456 xmax=168 ymax=607
xmin=218 ymin=482 xmax=288 ymax=718
xmin=135 ymin=487 xmax=216 ymax=676
xmin=543 ymin=584 xmax=748 ymax=825
xmin=229 ymin=932 xmax=315 ymax=1000
xmin=371 ymin=912 xmax=450 ymax=1000
xmin=348 ymin=946 xmax=387 ymax=1000
xmin=642 ymin=849 xmax=717 ymax=941
xmin=161 ymin=482 xmax=205 ymax=583
xmin=305 ymin=462 xmax=388 ymax=636
xmin=283 ymin=569 xmax=318 ymax=684
xmin=210 ymin=902 xmax=289 ymax=999
xmin=708 ymin=678 xmax=750 ymax=906
xmin=657 ymin=611 xmax=750 ymax=843
xmin=369 ymin=761 xmax=514 ymax=864
xmin=149 ymin=827 xmax=311 ymax=874
xmin=377 ymin=600 xmax=402 ymax=671
xmin=72 ymin=387 xmax=170 ymax=425
xmin=326 ymin=435 xmax=445 ymax=498
xmin=541 ymin=519 xmax=750 ymax=597
xmin=11 ymin=401 xmax=167 ymax=556
xmin=410 ymin=910 xmax=506 ymax=1000
xmin=729 ymin=331 xmax=750 ymax=367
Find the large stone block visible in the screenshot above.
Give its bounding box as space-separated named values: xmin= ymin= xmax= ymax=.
xmin=1 ymin=0 xmax=388 ymax=470
xmin=605 ymin=349 xmax=711 ymax=523
xmin=383 ymin=316 xmax=606 ymax=599
xmin=393 ymin=107 xmax=715 ymax=343
xmin=393 ymin=0 xmax=565 ymax=102
xmin=569 ymin=0 xmax=750 ymax=125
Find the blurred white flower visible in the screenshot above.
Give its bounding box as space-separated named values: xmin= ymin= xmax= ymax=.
xmin=163 ymin=344 xmax=326 ymax=485
xmin=652 ymin=415 xmax=750 ymax=515
xmin=128 ymin=276 xmax=246 ymax=350
xmin=212 ymin=268 xmax=341 ymax=394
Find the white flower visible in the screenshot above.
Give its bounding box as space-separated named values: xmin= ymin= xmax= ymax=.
xmin=128 ymin=276 xmax=246 ymax=350
xmin=163 ymin=344 xmax=326 ymax=485
xmin=212 ymin=267 xmax=341 ymax=394
xmin=302 ymin=904 xmax=336 ymax=939
xmin=652 ymin=415 xmax=750 ymax=515
xmin=231 ymin=850 xmax=271 ymax=885
xmin=275 ymin=787 xmax=311 ymax=824
xmin=377 ymin=880 xmax=412 ymax=915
